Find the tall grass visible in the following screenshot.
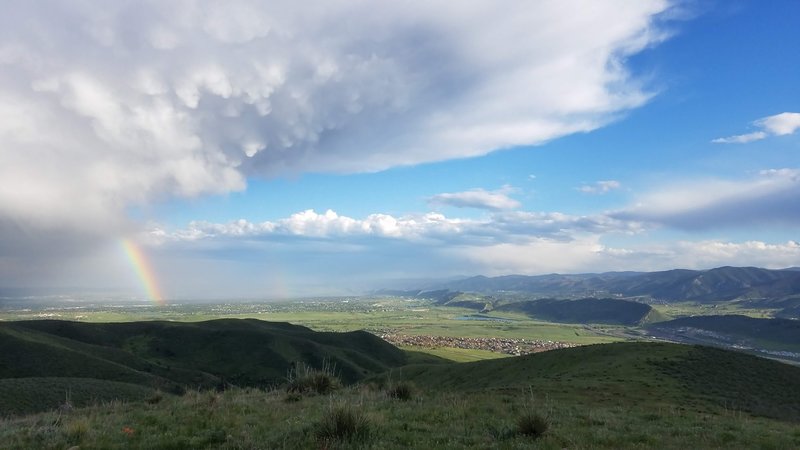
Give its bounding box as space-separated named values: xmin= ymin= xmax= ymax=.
xmin=314 ymin=403 xmax=372 ymax=445
xmin=285 ymin=361 xmax=341 ymax=395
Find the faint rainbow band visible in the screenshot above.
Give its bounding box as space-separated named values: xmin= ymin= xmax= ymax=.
xmin=121 ymin=238 xmax=166 ymax=306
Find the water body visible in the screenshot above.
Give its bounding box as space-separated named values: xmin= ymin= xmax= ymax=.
xmin=453 ymin=314 xmax=514 ymax=323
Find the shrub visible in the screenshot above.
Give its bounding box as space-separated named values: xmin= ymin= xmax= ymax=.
xmin=145 ymin=391 xmax=163 ymax=404
xmin=283 ymin=392 xmax=302 ymax=403
xmin=315 ymin=405 xmax=372 ymax=444
xmin=516 ymin=412 xmax=549 ymax=439
xmin=64 ymin=417 xmax=90 ymax=444
xmin=286 ymin=362 xmax=341 ymax=395
xmin=386 ymin=381 xmax=414 ymax=401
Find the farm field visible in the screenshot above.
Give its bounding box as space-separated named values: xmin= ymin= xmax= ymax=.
xmin=0 ymin=297 xmax=623 ymax=362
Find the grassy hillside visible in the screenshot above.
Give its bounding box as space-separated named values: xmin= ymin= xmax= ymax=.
xmin=0 ymin=378 xmax=159 ymax=417
xmin=2 ymin=342 xmax=800 ymax=449
xmin=389 ymin=341 xmax=800 ymax=421
xmin=495 ymin=298 xmax=652 ymax=326
xmin=0 ymin=318 xmax=407 ymax=415
xmin=647 ymin=314 xmax=800 ymax=351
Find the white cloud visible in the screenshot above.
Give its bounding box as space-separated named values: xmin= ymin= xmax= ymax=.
xmin=0 ymin=0 xmax=673 ymax=235
xmin=455 ymin=238 xmax=800 ymax=276
xmin=578 ymin=180 xmax=621 ymax=194
xmin=612 ymin=168 xmax=800 ymax=229
xmin=712 ymin=112 xmax=800 ymax=144
xmin=757 ymin=112 xmax=800 ymax=136
xmin=428 ymin=186 xmax=521 ymax=210
xmin=152 ymin=208 xmax=644 ymax=247
xmin=711 ymin=131 xmax=767 ymax=144
xmin=143 ymin=211 xmax=800 ymax=294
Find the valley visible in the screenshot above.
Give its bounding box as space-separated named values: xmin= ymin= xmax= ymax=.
xmin=3 ymin=266 xmax=800 ymax=448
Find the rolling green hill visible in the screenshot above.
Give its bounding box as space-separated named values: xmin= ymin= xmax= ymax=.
xmin=3 ymin=341 xmax=800 ymax=449
xmin=390 ymin=341 xmax=800 ymax=421
xmin=0 ymin=318 xmax=407 ymax=415
xmin=0 ymin=377 xmax=158 ymax=417
xmin=494 ymin=297 xmax=655 ymax=325
xmin=647 ymin=314 xmax=800 ymax=352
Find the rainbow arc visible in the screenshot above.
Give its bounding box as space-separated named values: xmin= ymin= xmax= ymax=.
xmin=121 ymin=239 xmax=166 ymax=306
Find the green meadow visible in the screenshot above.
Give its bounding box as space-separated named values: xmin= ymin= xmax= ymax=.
xmin=2 ymin=342 xmax=800 ymax=449
xmin=0 ymin=297 xmax=623 ymax=349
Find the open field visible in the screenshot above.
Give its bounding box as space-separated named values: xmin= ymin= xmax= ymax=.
xmin=0 ymin=297 xmax=623 ymax=363
xmin=650 ymin=301 xmax=779 ymax=320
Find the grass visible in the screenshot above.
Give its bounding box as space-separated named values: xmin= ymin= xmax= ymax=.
xmin=0 ymin=318 xmax=407 ymax=407
xmin=3 ymin=301 xmax=800 ymax=447
xmin=1 ymin=342 xmax=800 ymax=448
xmin=0 ymin=377 xmax=159 ymax=417
xmin=398 ymin=345 xmax=509 ymax=362
xmin=1 ymin=381 xmax=799 ymax=449
xmin=386 ymin=381 xmax=414 ymax=401
xmin=0 ymin=299 xmax=623 ymax=345
xmin=516 ymin=411 xmax=549 ymax=438
xmin=495 ymin=298 xmax=653 ymax=326
xmin=375 ymin=342 xmax=800 ymax=422
xmin=285 ymin=362 xmax=342 ymax=395
xmin=651 ymin=301 xmax=778 ymax=320
xmin=315 ymin=403 xmax=372 ymax=445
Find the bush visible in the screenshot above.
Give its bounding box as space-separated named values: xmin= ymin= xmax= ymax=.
xmin=386 ymin=382 xmax=414 ymax=401
xmin=516 ymin=412 xmax=549 ymax=439
xmin=315 ymin=405 xmax=372 ymax=444
xmin=285 ymin=362 xmax=341 ymax=395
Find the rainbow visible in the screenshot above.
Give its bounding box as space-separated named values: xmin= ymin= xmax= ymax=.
xmin=121 ymin=238 xmax=166 ymax=306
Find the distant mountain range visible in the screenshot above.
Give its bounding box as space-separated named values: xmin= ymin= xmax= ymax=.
xmin=401 ymin=266 xmax=800 ymax=303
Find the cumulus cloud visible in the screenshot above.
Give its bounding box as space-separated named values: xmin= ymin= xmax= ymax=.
xmin=577 ymin=180 xmax=621 ymax=194
xmin=150 ymin=207 xmax=643 ymax=248
xmin=712 ymin=112 xmax=800 ymax=143
xmin=145 ymin=210 xmax=800 ymax=293
xmin=455 ymin=238 xmax=800 ymax=276
xmin=758 ymin=112 xmax=800 ymax=135
xmin=612 ymin=168 xmax=800 ymax=229
xmin=0 ymin=0 xmax=673 ymax=235
xmin=710 ymin=131 xmax=767 ymax=144
xmin=428 ymin=186 xmax=521 ymax=210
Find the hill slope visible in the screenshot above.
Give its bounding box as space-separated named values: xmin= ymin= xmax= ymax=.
xmin=3 ymin=342 xmax=800 ymax=448
xmin=392 ymin=341 xmax=800 ymax=421
xmin=494 ymin=297 xmax=654 ymax=325
xmin=647 ymin=315 xmax=800 ymax=353
xmin=0 ymin=318 xmax=407 ymax=414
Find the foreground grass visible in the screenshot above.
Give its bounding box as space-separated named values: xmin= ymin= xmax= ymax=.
xmin=1 ymin=383 xmax=798 ymax=450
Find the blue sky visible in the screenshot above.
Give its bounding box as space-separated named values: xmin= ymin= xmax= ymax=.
xmin=1 ymin=0 xmax=799 ymax=299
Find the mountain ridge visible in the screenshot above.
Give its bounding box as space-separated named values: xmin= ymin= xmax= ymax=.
xmin=408 ymin=266 xmax=800 ymax=304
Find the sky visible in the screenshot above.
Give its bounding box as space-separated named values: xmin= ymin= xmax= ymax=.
xmin=1 ymin=0 xmax=799 ymax=300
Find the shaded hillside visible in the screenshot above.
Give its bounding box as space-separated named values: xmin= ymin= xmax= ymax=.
xmin=494 ymin=298 xmax=654 ymax=325
xmin=647 ymin=315 xmax=800 ymax=351
xmin=0 ymin=377 xmax=157 ymax=416
xmin=611 ymin=266 xmax=800 ymax=302
xmin=427 ymin=266 xmax=800 ymax=302
xmin=740 ymin=296 xmax=800 ymax=319
xmin=0 ymin=319 xmax=407 ymax=408
xmin=392 ymin=342 xmax=800 ymax=421
xmin=436 ymin=272 xmax=641 ymax=296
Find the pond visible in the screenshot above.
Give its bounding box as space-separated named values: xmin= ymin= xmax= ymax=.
xmin=453 ymin=314 xmax=515 ymax=323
